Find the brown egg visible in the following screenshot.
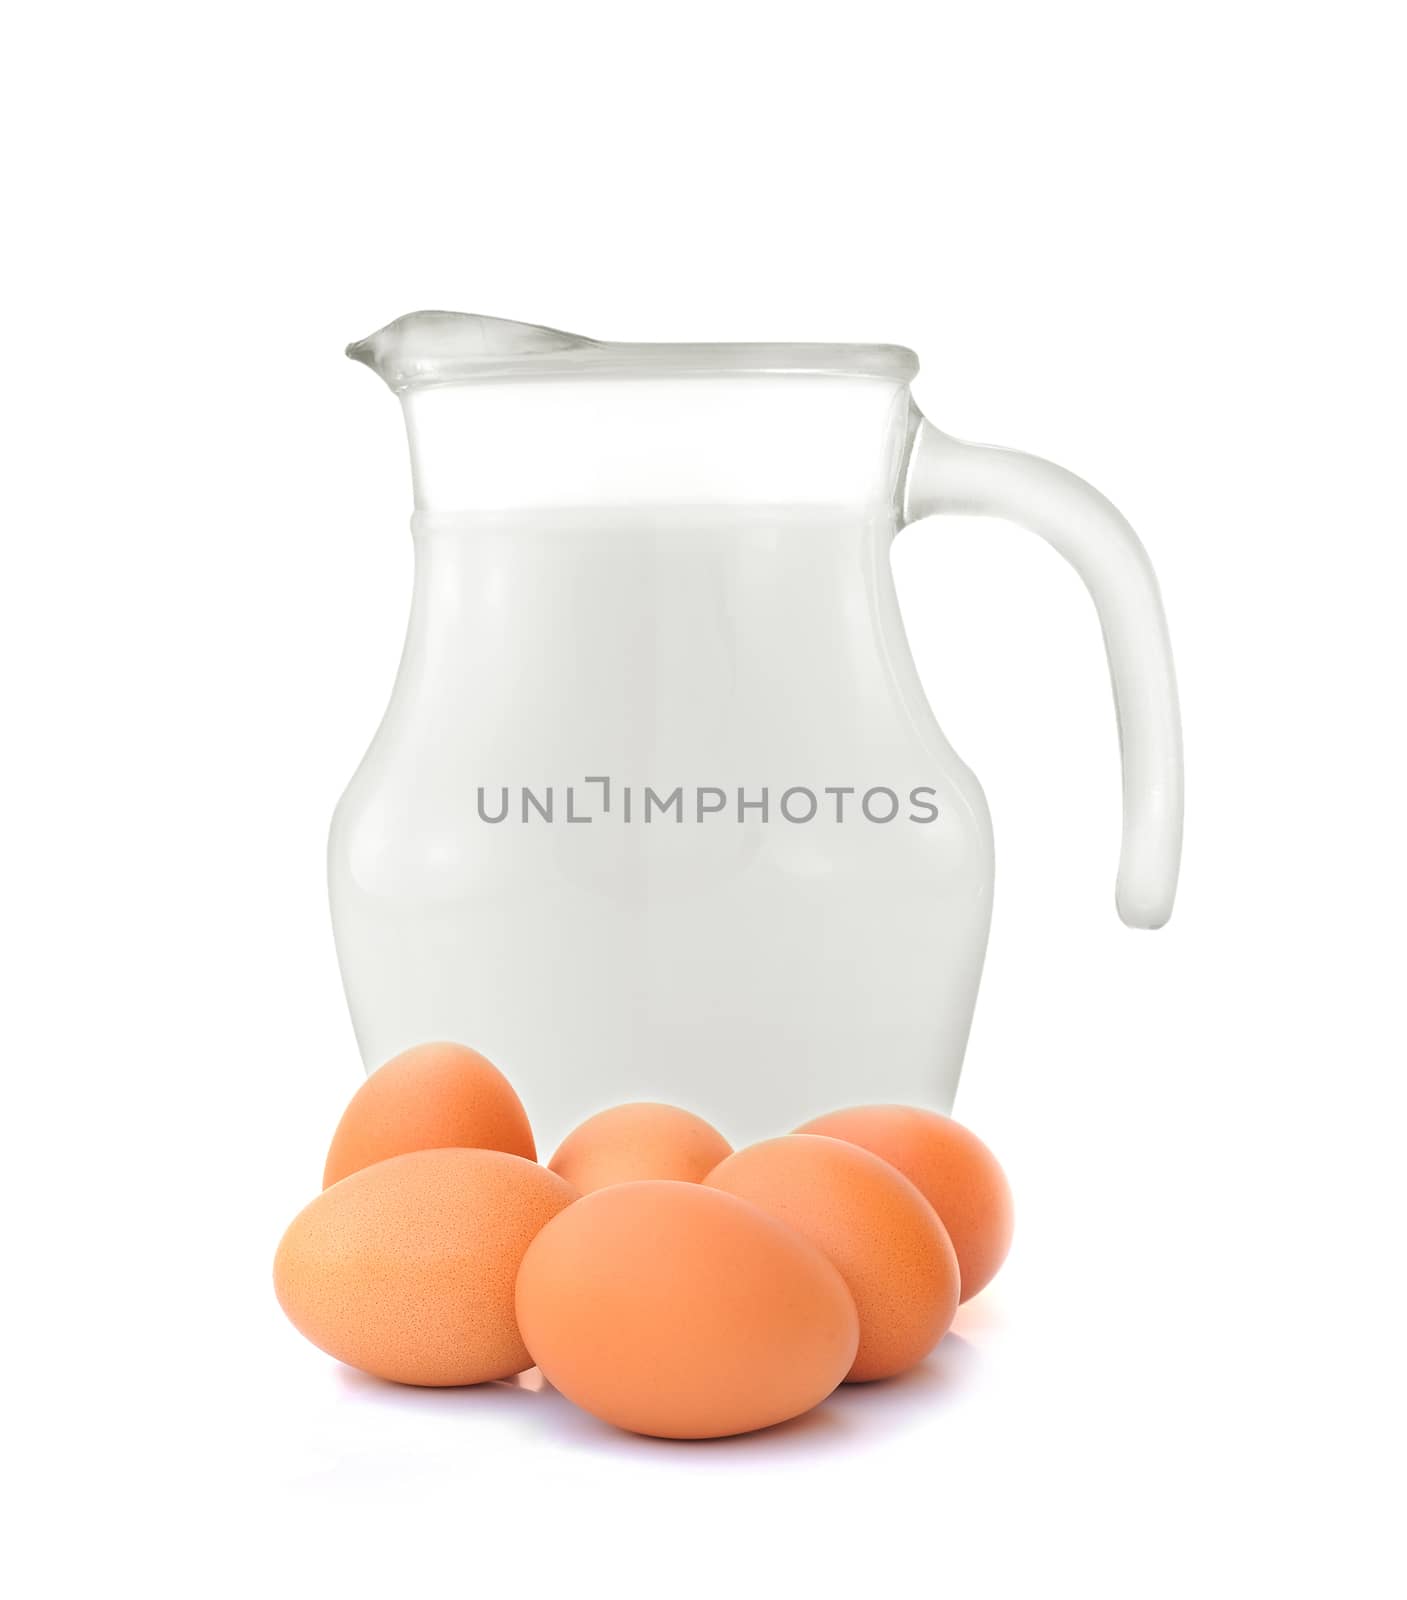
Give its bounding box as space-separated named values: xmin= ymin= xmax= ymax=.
xmin=705 ymin=1135 xmax=959 ymax=1382
xmin=548 ymin=1102 xmax=732 ymax=1194
xmin=515 ymin=1180 xmax=859 ymax=1438
xmin=795 ymin=1106 xmax=1013 ymax=1302
xmin=323 ymin=1041 xmax=535 ymax=1188
xmin=275 ymin=1147 xmax=576 ymax=1385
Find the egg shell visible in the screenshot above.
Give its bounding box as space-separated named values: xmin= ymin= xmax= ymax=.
xmin=705 ymin=1134 xmax=960 ymax=1382
xmin=323 ymin=1041 xmax=535 ymax=1188
xmin=548 ymin=1102 xmax=732 ymax=1193
xmin=515 ymin=1180 xmax=859 ymax=1438
xmin=275 ymin=1146 xmax=576 ymax=1386
xmin=795 ymin=1106 xmax=1014 ymax=1302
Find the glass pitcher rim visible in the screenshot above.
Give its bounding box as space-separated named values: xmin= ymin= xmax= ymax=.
xmin=348 ymin=310 xmax=919 ymax=393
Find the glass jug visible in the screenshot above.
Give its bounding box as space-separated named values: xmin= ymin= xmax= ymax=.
xmin=331 ymin=312 xmax=1182 ymax=1144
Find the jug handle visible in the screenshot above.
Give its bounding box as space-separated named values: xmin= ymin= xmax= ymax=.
xmin=902 ymin=415 xmax=1183 ymax=928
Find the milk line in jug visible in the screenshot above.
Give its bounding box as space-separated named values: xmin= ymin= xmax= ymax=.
xmin=474 ymin=780 xmax=942 ymax=826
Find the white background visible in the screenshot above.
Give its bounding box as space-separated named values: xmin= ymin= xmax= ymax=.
xmin=5 ymin=3 xmax=1404 ymax=1595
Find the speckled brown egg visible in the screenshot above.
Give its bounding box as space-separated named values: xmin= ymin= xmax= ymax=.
xmin=548 ymin=1102 xmax=732 ymax=1193
xmin=275 ymin=1146 xmax=576 ymax=1386
xmin=323 ymin=1041 xmax=535 ymax=1188
xmin=795 ymin=1106 xmax=1014 ymax=1302
xmin=515 ymin=1180 xmax=859 ymax=1438
xmin=705 ymin=1135 xmax=960 ymax=1382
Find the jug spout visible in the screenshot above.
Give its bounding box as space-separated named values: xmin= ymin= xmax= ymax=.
xmin=347 ymin=311 xmax=598 ymax=392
